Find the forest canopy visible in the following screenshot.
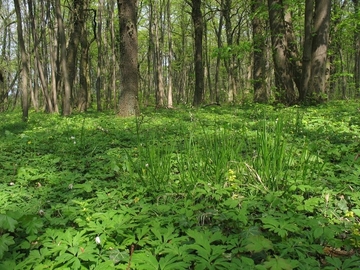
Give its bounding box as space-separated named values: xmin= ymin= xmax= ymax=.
xmin=0 ymin=0 xmax=358 ymax=118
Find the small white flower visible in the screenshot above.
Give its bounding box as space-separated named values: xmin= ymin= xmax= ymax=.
xmin=70 ymin=136 xmax=75 ymax=140
xmin=68 ymin=184 xmax=73 ymax=190
xmin=95 ymin=236 xmax=101 ymax=245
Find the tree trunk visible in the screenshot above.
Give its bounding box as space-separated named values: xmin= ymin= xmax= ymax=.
xmin=299 ymin=0 xmax=314 ymax=102
xmin=14 ymin=0 xmax=29 ymax=121
xmin=117 ymin=0 xmax=139 ymax=117
xmin=267 ymin=0 xmax=297 ymax=105
xmin=353 ymin=0 xmax=360 ymax=96
xmin=191 ymin=0 xmax=204 ymax=106
xmin=308 ymin=0 xmax=331 ymax=103
xmin=151 ymin=0 xmax=165 ymax=108
xmin=252 ymin=0 xmax=268 ymax=103
xmin=55 ymin=0 xmax=71 ymax=116
xmin=223 ymin=0 xmax=237 ymax=103
xmin=167 ymin=0 xmax=173 ymax=108
xmin=96 ymin=0 xmax=103 ymax=112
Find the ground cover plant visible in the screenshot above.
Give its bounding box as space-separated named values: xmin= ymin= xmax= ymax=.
xmin=1 ymin=101 xmax=360 ymax=269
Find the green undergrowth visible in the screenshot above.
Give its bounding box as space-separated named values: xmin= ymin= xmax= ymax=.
xmin=1 ymin=100 xmax=360 ymax=269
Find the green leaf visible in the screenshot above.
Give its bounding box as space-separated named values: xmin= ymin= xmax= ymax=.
xmin=313 ymin=227 xmax=323 ymax=239
xmin=0 ymin=234 xmax=15 ymax=259
xmin=0 ymin=214 xmax=18 ymax=232
xmin=351 ymin=208 xmax=360 ymax=217
xmin=21 ymin=215 xmax=43 ymax=235
xmin=187 ymin=230 xmax=211 ymax=254
xmin=132 ymin=251 xmax=159 ymax=270
xmin=245 ymin=235 xmax=273 ymax=253
xmin=263 ymin=256 xmax=294 ymax=270
xmin=325 ymin=256 xmax=342 ymax=269
xmin=159 ymin=252 xmax=190 ymax=270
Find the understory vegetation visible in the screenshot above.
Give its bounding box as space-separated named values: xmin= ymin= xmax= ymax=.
xmin=1 ymin=101 xmax=360 ymax=269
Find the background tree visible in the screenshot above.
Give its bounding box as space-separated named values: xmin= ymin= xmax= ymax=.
xmin=189 ymin=0 xmax=205 ymax=106
xmin=5 ymin=0 xmax=360 ymax=118
xmin=307 ymin=0 xmax=331 ymax=103
xmin=14 ymin=0 xmax=29 ymax=121
xmin=117 ymin=0 xmax=140 ymax=116
xmin=252 ymin=0 xmax=268 ymax=103
xmin=267 ymin=0 xmax=297 ymax=105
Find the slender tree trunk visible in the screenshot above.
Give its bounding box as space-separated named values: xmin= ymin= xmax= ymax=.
xmin=223 ymin=0 xmax=236 ymax=103
xmin=191 ymin=0 xmax=204 ymax=106
xmin=96 ymin=0 xmax=103 ymax=111
xmin=152 ymin=0 xmax=165 ymax=108
xmin=167 ymin=0 xmax=173 ymax=108
xmin=252 ymin=0 xmax=268 ymax=103
xmin=117 ymin=0 xmax=139 ymax=117
xmin=300 ymin=0 xmax=314 ymax=102
xmin=14 ymin=0 xmax=29 ymax=121
xmin=109 ymin=1 xmax=117 ymax=110
xmin=353 ymin=0 xmax=360 ymax=96
xmin=55 ymin=0 xmax=71 ymax=116
xmin=212 ymin=7 xmax=223 ymax=104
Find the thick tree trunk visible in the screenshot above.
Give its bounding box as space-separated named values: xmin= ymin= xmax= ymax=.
xmin=14 ymin=0 xmax=29 ymax=121
xmin=308 ymin=0 xmax=331 ymax=103
xmin=191 ymin=0 xmax=204 ymax=106
xmin=267 ymin=0 xmax=297 ymax=105
xmin=117 ymin=0 xmax=139 ymax=117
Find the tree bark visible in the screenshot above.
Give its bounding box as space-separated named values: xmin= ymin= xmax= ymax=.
xmin=14 ymin=0 xmax=29 ymax=121
xmin=299 ymin=0 xmax=314 ymax=102
xmin=267 ymin=0 xmax=297 ymax=105
xmin=55 ymin=0 xmax=71 ymax=116
xmin=191 ymin=0 xmax=204 ymax=106
xmin=167 ymin=0 xmax=173 ymax=108
xmin=308 ymin=0 xmax=331 ymax=103
xmin=353 ymin=0 xmax=360 ymax=96
xmin=252 ymin=0 xmax=268 ymax=103
xmin=117 ymin=0 xmax=140 ymax=117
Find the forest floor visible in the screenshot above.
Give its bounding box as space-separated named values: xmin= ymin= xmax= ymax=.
xmin=1 ymin=101 xmax=360 ymax=269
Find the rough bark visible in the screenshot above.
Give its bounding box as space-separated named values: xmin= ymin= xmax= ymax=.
xmin=191 ymin=0 xmax=204 ymax=106
xmin=117 ymin=0 xmax=140 ymax=117
xmin=267 ymin=0 xmax=297 ymax=105
xmin=299 ymin=0 xmax=314 ymax=101
xmin=55 ymin=0 xmax=71 ymax=116
xmin=308 ymin=0 xmax=331 ymax=103
xmin=252 ymin=0 xmax=268 ymax=103
xmin=167 ymin=0 xmax=173 ymax=108
xmin=14 ymin=0 xmax=29 ymax=121
xmin=353 ymin=0 xmax=360 ymax=96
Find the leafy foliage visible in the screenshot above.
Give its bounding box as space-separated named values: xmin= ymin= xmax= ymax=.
xmin=0 ymin=101 xmax=360 ymax=268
